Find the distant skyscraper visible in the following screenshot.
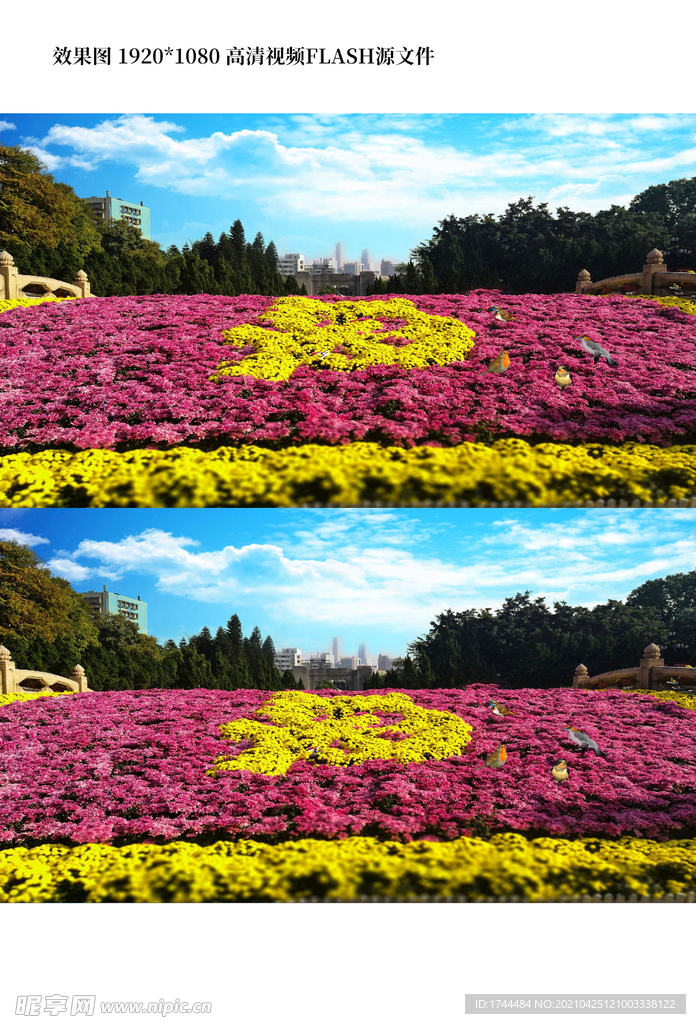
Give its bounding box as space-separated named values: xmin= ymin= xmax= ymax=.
xmin=378 ymin=654 xmax=392 ymax=671
xmin=381 ymin=260 xmax=396 ymax=277
xmin=331 ymin=636 xmax=342 ymax=666
xmin=360 ymin=248 xmax=372 ymax=268
xmin=358 ymin=643 xmax=368 ymax=664
xmin=335 ymin=242 xmax=346 ymax=272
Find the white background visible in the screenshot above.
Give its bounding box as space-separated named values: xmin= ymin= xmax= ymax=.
xmin=2 ymin=0 xmax=696 ymax=1019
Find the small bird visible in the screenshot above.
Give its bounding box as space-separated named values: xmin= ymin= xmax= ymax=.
xmin=487 ymin=350 xmax=510 ymax=373
xmin=487 ymin=700 xmax=514 ymax=717
xmin=555 ymin=366 xmax=572 ymax=388
xmin=552 ymin=760 xmax=569 ymax=783
xmin=567 ymin=727 xmax=606 ymax=757
xmin=578 ymin=335 xmax=618 ymax=367
xmin=485 ymin=744 xmax=507 ymax=767
xmin=492 ymin=305 xmax=515 ymax=321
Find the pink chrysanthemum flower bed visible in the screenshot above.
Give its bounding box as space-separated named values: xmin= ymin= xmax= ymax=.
xmin=1 ymin=290 xmax=695 ymax=451
xmin=1 ymin=685 xmax=694 ymax=848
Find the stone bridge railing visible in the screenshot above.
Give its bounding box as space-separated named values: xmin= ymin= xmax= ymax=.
xmin=0 ymin=645 xmax=91 ymax=695
xmin=572 ymin=643 xmax=696 ymax=692
xmin=0 ymin=250 xmax=91 ymax=301
xmin=576 ymin=248 xmax=696 ymax=297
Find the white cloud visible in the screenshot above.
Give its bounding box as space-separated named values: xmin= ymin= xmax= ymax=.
xmin=47 ymin=558 xmax=94 ymax=582
xmin=0 ymin=120 xmax=16 ymax=132
xmin=52 ymin=511 xmax=696 ymax=633
xmin=24 ymin=112 xmax=696 ymax=228
xmin=0 ymin=528 xmax=49 ymax=546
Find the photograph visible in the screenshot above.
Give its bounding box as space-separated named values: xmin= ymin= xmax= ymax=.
xmin=1 ymin=112 xmax=695 ymax=509
xmin=1 ymin=505 xmax=696 ymax=906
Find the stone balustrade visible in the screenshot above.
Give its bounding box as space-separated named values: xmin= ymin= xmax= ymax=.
xmin=0 ymin=250 xmax=92 ymax=301
xmin=572 ymin=643 xmax=696 ymax=691
xmin=576 ymin=248 xmax=696 ymax=297
xmin=0 ymin=645 xmax=91 ymax=694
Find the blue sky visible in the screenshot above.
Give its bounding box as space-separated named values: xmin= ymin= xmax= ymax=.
xmin=1 ymin=508 xmax=695 ymax=657
xmin=2 ymin=113 xmax=696 ymax=263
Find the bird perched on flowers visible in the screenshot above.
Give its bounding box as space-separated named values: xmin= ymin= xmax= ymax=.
xmin=492 ymin=305 xmax=516 ymax=321
xmin=552 ymin=760 xmax=569 ymax=783
xmin=487 ymin=700 xmax=514 ymax=717
xmin=567 ymin=727 xmax=606 ymax=757
xmin=578 ymin=335 xmax=618 ymax=367
xmin=485 ymin=745 xmax=507 ymax=767
xmin=487 ymin=350 xmax=510 ymax=373
xmin=555 ymin=366 xmax=572 ymax=388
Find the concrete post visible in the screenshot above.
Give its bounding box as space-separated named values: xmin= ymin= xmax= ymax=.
xmin=640 ymin=249 xmax=666 ymax=295
xmin=572 ymin=663 xmax=589 ymax=688
xmin=639 ymin=643 xmax=664 ymax=689
xmin=576 ymin=269 xmax=592 ymax=294
xmin=0 ymin=645 xmax=16 ymax=694
xmin=70 ymin=664 xmax=89 ymax=692
xmin=72 ymin=270 xmax=91 ymax=298
xmin=0 ymin=251 xmax=19 ymax=301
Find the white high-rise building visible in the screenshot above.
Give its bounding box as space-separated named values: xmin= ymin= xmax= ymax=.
xmin=331 ymin=637 xmax=342 ymax=665
xmin=360 ymin=248 xmax=372 ymax=269
xmin=358 ymin=643 xmax=368 ymax=664
xmin=274 ymin=648 xmax=303 ymax=671
xmin=277 ymin=253 xmax=306 ymax=276
xmin=343 ymin=262 xmax=364 ymax=276
xmin=311 ymin=257 xmax=338 ymax=274
xmin=335 ymin=242 xmax=346 ymax=272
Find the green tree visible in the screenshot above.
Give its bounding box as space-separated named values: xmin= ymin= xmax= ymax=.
xmin=0 ymin=540 xmax=98 ymax=674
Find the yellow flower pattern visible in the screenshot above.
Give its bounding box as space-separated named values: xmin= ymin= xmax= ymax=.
xmin=209 ymin=691 xmax=473 ymax=776
xmin=213 ymin=296 xmax=476 ymax=380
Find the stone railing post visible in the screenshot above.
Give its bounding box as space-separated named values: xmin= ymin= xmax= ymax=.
xmin=640 ymin=249 xmax=666 ymax=295
xmin=0 ymin=645 xmax=17 ymax=694
xmin=70 ymin=664 xmax=89 ymax=692
xmin=576 ymin=269 xmax=592 ymax=294
xmin=572 ymin=663 xmax=589 ymax=688
xmin=72 ymin=269 xmax=91 ymax=298
xmin=639 ymin=643 xmax=664 ymax=689
xmin=0 ymin=251 xmax=19 ymax=301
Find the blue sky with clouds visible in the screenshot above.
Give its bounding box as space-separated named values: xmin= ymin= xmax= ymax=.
xmin=1 ymin=508 xmax=695 ymax=658
xmin=2 ymin=113 xmax=696 ymax=263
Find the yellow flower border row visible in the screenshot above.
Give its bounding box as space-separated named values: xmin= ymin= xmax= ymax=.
xmin=215 ymin=296 xmax=476 ymax=380
xmin=632 ymin=294 xmax=696 ymax=316
xmin=627 ymin=690 xmax=696 ymax=711
xmin=0 ymin=296 xmax=76 ymax=315
xmin=2 ymin=833 xmax=696 ymax=902
xmin=211 ymin=691 xmax=472 ymax=776
xmin=2 ymin=440 xmax=696 ymax=507
xmin=0 ymin=692 xmax=70 ymax=707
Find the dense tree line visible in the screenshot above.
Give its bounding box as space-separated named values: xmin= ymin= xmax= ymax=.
xmin=3 ymin=539 xmax=696 ymax=693
xmin=0 ymin=541 xmax=300 ymax=691
xmin=373 ymin=572 xmax=696 ymax=690
xmin=4 ymin=145 xmax=696 ymax=301
xmin=0 ymin=145 xmax=304 ymax=298
xmin=369 ymin=178 xmax=696 ymax=296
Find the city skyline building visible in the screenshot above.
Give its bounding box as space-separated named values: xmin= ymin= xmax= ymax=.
xmin=331 ymin=636 xmax=341 ymax=666
xmin=79 ymin=585 xmax=148 ymax=634
xmin=381 ymin=259 xmax=396 ymax=277
xmin=343 ymin=262 xmax=364 ymax=275
xmin=334 ymin=242 xmax=346 ymax=272
xmin=311 ymin=257 xmax=338 ymax=274
xmin=358 ymin=643 xmax=368 ymax=664
xmin=277 ymin=253 xmax=306 ymax=276
xmin=274 ymin=647 xmax=303 ymax=672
